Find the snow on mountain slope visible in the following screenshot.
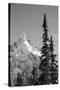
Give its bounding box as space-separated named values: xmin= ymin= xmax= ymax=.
xmin=17 ymin=33 xmax=41 ymax=57
xmin=10 ymin=33 xmax=41 ymax=86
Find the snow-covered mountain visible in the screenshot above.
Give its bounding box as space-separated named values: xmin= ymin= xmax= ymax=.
xmin=16 ymin=33 xmax=41 ymax=57
xmin=10 ymin=33 xmax=41 ymax=86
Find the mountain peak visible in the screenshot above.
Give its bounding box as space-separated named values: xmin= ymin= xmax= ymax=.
xmin=18 ymin=33 xmax=28 ymax=44
xmin=21 ymin=33 xmax=27 ymax=41
xmin=14 ymin=33 xmax=41 ymax=57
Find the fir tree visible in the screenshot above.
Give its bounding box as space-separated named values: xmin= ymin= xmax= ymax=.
xmin=15 ymin=72 xmax=23 ymax=86
xmin=30 ymin=65 xmax=39 ymax=85
xmin=39 ymin=14 xmax=50 ymax=84
xmin=49 ymin=36 xmax=58 ymax=84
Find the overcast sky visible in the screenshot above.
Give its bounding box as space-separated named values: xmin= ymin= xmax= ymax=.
xmin=10 ymin=3 xmax=58 ymax=55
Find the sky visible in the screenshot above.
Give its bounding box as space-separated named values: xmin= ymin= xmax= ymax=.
xmin=10 ymin=3 xmax=58 ymax=55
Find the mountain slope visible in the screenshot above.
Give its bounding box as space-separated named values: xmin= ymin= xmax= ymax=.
xmin=16 ymin=33 xmax=41 ymax=57
xmin=10 ymin=33 xmax=41 ymax=86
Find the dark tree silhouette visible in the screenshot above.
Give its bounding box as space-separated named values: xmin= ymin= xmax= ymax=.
xmin=39 ymin=14 xmax=50 ymax=84
xmin=30 ymin=65 xmax=39 ymax=85
xmin=15 ymin=72 xmax=23 ymax=86
xmin=49 ymin=36 xmax=58 ymax=84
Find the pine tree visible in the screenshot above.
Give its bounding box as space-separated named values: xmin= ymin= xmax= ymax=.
xmin=15 ymin=72 xmax=23 ymax=86
xmin=39 ymin=14 xmax=50 ymax=84
xmin=30 ymin=65 xmax=39 ymax=85
xmin=49 ymin=36 xmax=58 ymax=84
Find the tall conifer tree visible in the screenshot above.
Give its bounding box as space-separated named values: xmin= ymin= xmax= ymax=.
xmin=30 ymin=65 xmax=39 ymax=85
xmin=39 ymin=14 xmax=50 ymax=84
xmin=49 ymin=36 xmax=58 ymax=84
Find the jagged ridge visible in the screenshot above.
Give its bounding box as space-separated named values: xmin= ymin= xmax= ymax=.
xmin=15 ymin=33 xmax=41 ymax=57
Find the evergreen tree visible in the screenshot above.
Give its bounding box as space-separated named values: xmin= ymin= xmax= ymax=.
xmin=39 ymin=14 xmax=50 ymax=84
xmin=30 ymin=65 xmax=39 ymax=85
xmin=49 ymin=36 xmax=58 ymax=84
xmin=15 ymin=72 xmax=23 ymax=86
